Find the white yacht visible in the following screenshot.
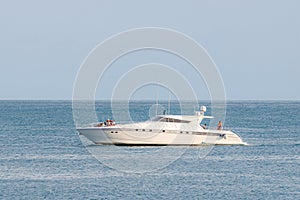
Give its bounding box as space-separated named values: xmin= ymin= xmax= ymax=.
xmin=77 ymin=106 xmax=247 ymax=146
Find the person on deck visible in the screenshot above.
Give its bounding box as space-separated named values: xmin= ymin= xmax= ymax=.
xmin=217 ymin=121 xmax=222 ymax=130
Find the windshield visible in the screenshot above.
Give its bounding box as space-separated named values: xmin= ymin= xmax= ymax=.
xmin=151 ymin=116 xmax=164 ymax=121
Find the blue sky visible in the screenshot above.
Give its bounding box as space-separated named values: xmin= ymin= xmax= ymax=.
xmin=0 ymin=0 xmax=299 ymax=100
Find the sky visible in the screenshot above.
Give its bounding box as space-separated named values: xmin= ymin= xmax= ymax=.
xmin=0 ymin=0 xmax=299 ymax=100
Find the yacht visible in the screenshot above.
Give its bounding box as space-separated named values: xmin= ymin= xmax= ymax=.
xmin=77 ymin=106 xmax=247 ymax=146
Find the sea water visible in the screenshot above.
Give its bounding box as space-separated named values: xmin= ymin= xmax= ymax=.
xmin=0 ymin=100 xmax=299 ymax=199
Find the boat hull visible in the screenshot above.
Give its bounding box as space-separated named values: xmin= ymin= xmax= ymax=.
xmin=77 ymin=127 xmax=247 ymax=146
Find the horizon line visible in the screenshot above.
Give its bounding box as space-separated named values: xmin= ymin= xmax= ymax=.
xmin=0 ymin=98 xmax=299 ymax=101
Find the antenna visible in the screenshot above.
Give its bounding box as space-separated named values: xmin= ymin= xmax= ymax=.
xmin=168 ymin=92 xmax=171 ymax=115
xmin=155 ymin=88 xmax=158 ymax=116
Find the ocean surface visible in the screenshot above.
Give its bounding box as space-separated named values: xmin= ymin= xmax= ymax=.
xmin=0 ymin=100 xmax=299 ymax=199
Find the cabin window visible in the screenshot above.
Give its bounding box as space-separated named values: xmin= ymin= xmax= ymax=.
xmin=151 ymin=116 xmax=190 ymax=123
xmin=160 ymin=117 xmax=190 ymax=123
